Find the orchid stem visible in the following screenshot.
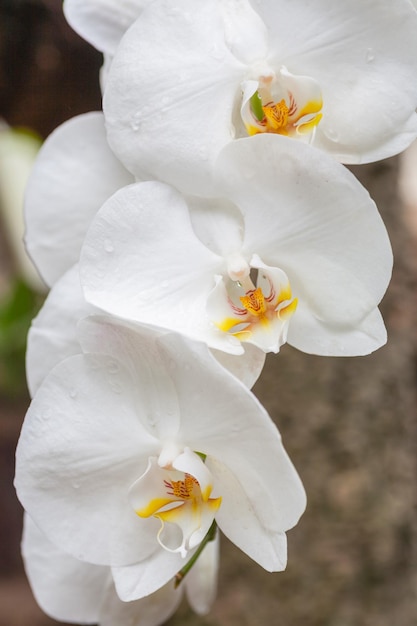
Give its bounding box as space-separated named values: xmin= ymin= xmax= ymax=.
xmin=174 ymin=520 xmax=217 ymax=589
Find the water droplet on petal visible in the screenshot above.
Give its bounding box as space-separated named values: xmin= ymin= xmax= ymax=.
xmin=69 ymin=388 xmax=77 ymax=399
xmin=109 ymin=380 xmax=123 ymax=394
xmin=104 ymin=239 xmax=114 ymax=253
xmin=130 ymin=111 xmax=142 ymax=132
xmin=366 ymin=48 xmax=375 ymax=63
xmin=107 ymin=360 xmax=119 ymax=375
xmin=160 ymin=96 xmax=172 ymax=112
xmin=210 ymin=44 xmax=225 ymax=60
xmin=242 ymin=165 xmax=256 ymax=181
xmin=147 ymin=412 xmax=156 ymax=427
xmin=41 ymin=408 xmax=52 ymax=422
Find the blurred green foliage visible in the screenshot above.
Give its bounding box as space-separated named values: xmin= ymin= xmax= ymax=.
xmin=0 ymin=278 xmax=43 ymax=396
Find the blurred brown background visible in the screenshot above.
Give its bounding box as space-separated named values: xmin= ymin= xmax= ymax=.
xmin=0 ymin=2 xmax=416 ymax=625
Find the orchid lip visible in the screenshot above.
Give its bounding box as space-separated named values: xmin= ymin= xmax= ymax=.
xmin=241 ymin=66 xmax=323 ymax=139
xmin=207 ymin=257 xmax=298 ymax=353
xmin=129 ymin=450 xmax=221 ymax=559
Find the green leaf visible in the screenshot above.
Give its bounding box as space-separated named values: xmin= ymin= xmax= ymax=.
xmin=0 ymin=278 xmax=43 ymax=395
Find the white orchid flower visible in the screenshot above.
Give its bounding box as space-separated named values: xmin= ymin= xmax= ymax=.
xmin=103 ymin=0 xmax=417 ymax=196
xmin=24 ymin=112 xmax=134 ymax=287
xmin=80 ymin=135 xmax=392 ymax=357
xmin=15 ymin=318 xmax=306 ymax=601
xmin=23 ymin=513 xmax=218 ymax=625
xmin=26 ymin=265 xmax=265 ymax=397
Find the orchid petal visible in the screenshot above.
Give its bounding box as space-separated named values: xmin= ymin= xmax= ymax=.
xmin=15 ymin=352 xmax=161 ymax=567
xmin=101 ymin=575 xmax=182 ymax=626
xmin=22 ymin=515 xmax=107 ymax=623
xmin=129 ymin=458 xmax=183 ymax=518
xmin=152 ymin=333 xmax=306 ymax=534
xmin=24 ymin=514 xmax=183 ymax=625
xmin=207 ymin=438 xmax=305 ymax=546
xmin=188 ymin=195 xmax=244 ymax=258
xmin=103 ymin=0 xmax=417 ymax=195
xmin=24 ymin=112 xmax=134 ymax=286
xmin=206 ymin=275 xmax=249 ymax=333
xmin=240 ymin=80 xmax=264 ymax=135
xmin=211 ymin=343 xmax=265 ymax=389
xmin=277 ymin=67 xmax=323 ymax=123
xmin=99 ymin=52 xmax=113 ymax=93
xmin=219 ymin=0 xmax=268 ymax=65
xmin=111 ymin=545 xmax=193 ymax=602
xmin=207 ymin=457 xmax=288 ymax=571
xmin=78 ymin=316 xmax=181 ymax=440
xmin=185 ymin=533 xmax=219 ymax=615
xmin=80 ymin=182 xmax=243 ymax=354
xmin=103 ymin=0 xmax=248 ymax=195
xmin=63 ymin=0 xmax=147 ymax=55
xmin=215 ymin=134 xmax=392 ymax=351
xmin=26 ymin=265 xmax=96 ymax=398
xmin=257 ymin=0 xmax=417 ymax=161
xmin=287 ymin=301 xmax=387 ymax=356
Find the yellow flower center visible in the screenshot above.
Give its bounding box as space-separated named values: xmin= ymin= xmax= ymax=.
xmin=165 ymin=474 xmax=199 ymax=500
xmin=241 ymin=67 xmax=323 ymax=139
xmin=262 ymin=99 xmax=290 ymax=132
xmin=207 ymin=257 xmax=299 ymax=352
xmin=129 ymin=453 xmax=222 ymax=558
xmin=240 ymin=287 xmax=267 ymax=316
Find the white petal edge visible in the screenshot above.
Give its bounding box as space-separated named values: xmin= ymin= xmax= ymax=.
xmin=26 ymin=264 xmax=97 ymax=398
xmin=103 ymin=0 xmax=248 ymax=195
xmin=185 ymin=533 xmax=219 ymax=615
xmin=63 ymin=0 xmax=148 ymax=55
xmin=16 ymin=352 xmax=161 ymax=567
xmin=24 ymin=112 xmax=134 ymax=286
xmin=22 ymin=514 xmax=108 ymax=623
xmin=111 ymin=546 xmax=194 ymax=602
xmin=101 ymin=576 xmax=182 ymax=626
xmin=80 ymin=181 xmax=244 ymax=354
